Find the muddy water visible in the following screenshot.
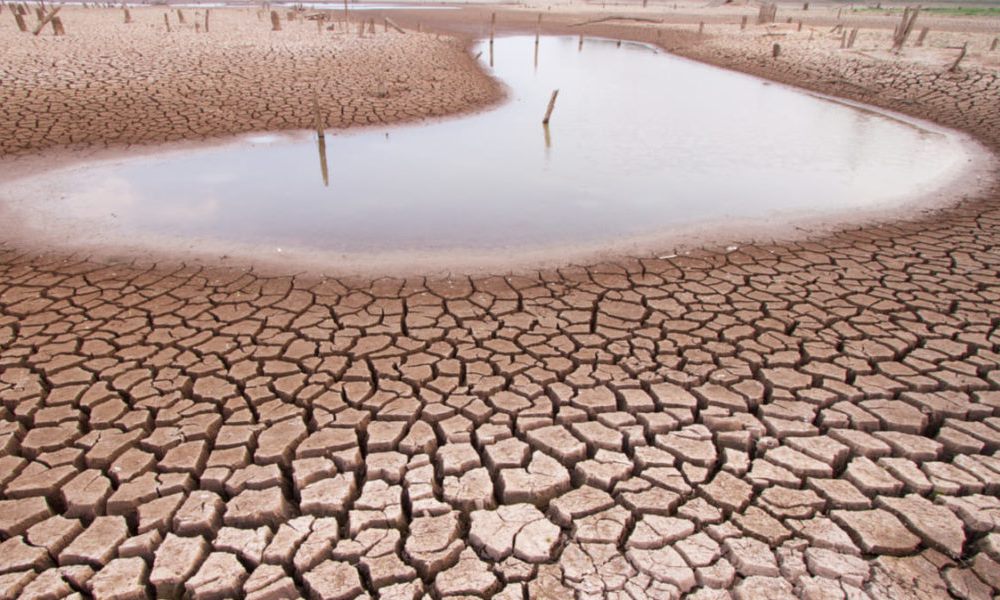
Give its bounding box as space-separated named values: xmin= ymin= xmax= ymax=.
xmin=0 ymin=36 xmax=978 ymax=262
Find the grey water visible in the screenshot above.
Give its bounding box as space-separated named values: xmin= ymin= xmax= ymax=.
xmin=2 ymin=36 xmax=973 ymax=258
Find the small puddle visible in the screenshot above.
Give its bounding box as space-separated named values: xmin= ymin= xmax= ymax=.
xmin=0 ymin=36 xmax=984 ymax=269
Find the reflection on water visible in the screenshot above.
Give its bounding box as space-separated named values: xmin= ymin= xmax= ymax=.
xmin=1 ymin=36 xmax=971 ymax=256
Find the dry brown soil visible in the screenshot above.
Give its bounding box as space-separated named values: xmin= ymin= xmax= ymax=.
xmin=1 ymin=3 xmax=1000 ymax=599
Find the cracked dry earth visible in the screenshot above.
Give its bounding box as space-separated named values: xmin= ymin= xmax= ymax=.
xmin=3 ymin=8 xmax=1000 ymax=600
xmin=4 ymin=232 xmax=1000 ymax=600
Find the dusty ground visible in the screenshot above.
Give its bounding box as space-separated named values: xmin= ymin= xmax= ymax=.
xmin=1 ymin=2 xmax=1000 ymax=599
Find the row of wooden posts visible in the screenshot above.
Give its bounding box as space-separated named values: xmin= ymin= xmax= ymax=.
xmin=5 ymin=2 xmax=64 ymax=35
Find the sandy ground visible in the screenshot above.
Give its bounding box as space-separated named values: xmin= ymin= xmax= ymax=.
xmin=1 ymin=3 xmax=1000 ymax=599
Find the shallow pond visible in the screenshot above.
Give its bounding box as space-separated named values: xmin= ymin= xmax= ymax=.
xmin=0 ymin=35 xmax=980 ymax=266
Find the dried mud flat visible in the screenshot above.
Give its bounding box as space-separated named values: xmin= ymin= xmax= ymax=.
xmin=2 ymin=3 xmax=1000 ymax=600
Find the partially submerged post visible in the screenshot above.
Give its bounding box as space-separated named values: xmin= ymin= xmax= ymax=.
xmin=270 ymin=9 xmax=280 ymax=30
xmin=535 ymin=13 xmax=540 ymax=46
xmin=542 ymin=89 xmax=558 ymax=124
xmin=313 ymin=95 xmax=329 ymax=187
xmin=948 ymin=41 xmax=967 ymax=72
xmin=489 ymin=12 xmax=495 ymax=47
xmin=578 ymin=33 xmax=583 ymax=50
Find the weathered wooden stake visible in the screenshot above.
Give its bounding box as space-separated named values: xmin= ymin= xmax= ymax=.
xmin=542 ymin=89 xmax=558 ymax=124
xmin=489 ymin=12 xmax=495 ymax=46
xmin=578 ymin=33 xmax=583 ymax=50
xmin=535 ymin=13 xmax=540 ymax=46
xmin=163 ymin=12 xmax=170 ymax=32
xmin=802 ymin=2 xmax=808 ymax=10
xmin=30 ymin=4 xmax=57 ymax=34
xmin=367 ymin=17 xmax=374 ymax=34
xmin=270 ymin=9 xmax=280 ymax=30
xmin=847 ymin=27 xmax=858 ymax=48
xmin=698 ymin=21 xmax=704 ymax=34
xmin=123 ymin=6 xmax=130 ymax=23
xmin=948 ymin=41 xmax=967 ymax=72
xmin=797 ymin=20 xmax=802 ymax=31
xmin=740 ymin=15 xmax=747 ymax=30
xmin=204 ymin=8 xmax=209 ymax=32
xmin=914 ymin=26 xmax=929 ymax=46
xmin=13 ymin=9 xmax=26 ymax=30
xmin=384 ymin=17 xmax=404 ymax=33
xmin=892 ymin=6 xmax=919 ymax=51
xmin=991 ymin=37 xmax=998 ymax=51
xmin=772 ymin=42 xmax=781 ymax=57
xmin=176 ymin=8 xmax=184 ymax=23
xmin=51 ymin=14 xmax=62 ymax=34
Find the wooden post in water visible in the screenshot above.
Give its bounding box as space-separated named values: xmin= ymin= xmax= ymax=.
xmin=542 ymin=89 xmax=558 ymax=124
xmin=578 ymin=33 xmax=583 ymax=50
xmin=772 ymin=42 xmax=781 ymax=58
xmin=313 ymin=93 xmax=328 ymax=186
xmin=270 ymin=10 xmax=280 ymax=30
xmin=535 ymin=13 xmax=540 ymax=46
xmin=489 ymin=12 xmax=495 ymax=47
xmin=948 ymin=41 xmax=967 ymax=72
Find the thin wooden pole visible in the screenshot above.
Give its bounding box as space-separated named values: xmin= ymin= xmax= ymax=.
xmin=204 ymin=8 xmax=209 ymax=32
xmin=542 ymin=89 xmax=558 ymax=124
xmin=270 ymin=9 xmax=280 ymax=30
xmin=948 ymin=41 xmax=968 ymax=72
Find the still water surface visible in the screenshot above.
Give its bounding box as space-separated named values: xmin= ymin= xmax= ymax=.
xmin=1 ymin=36 xmax=974 ymax=258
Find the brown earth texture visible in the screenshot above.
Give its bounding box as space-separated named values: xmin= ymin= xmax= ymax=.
xmin=1 ymin=2 xmax=1000 ymax=599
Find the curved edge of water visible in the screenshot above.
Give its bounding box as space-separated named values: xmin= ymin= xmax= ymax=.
xmin=0 ymin=36 xmax=996 ymax=277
